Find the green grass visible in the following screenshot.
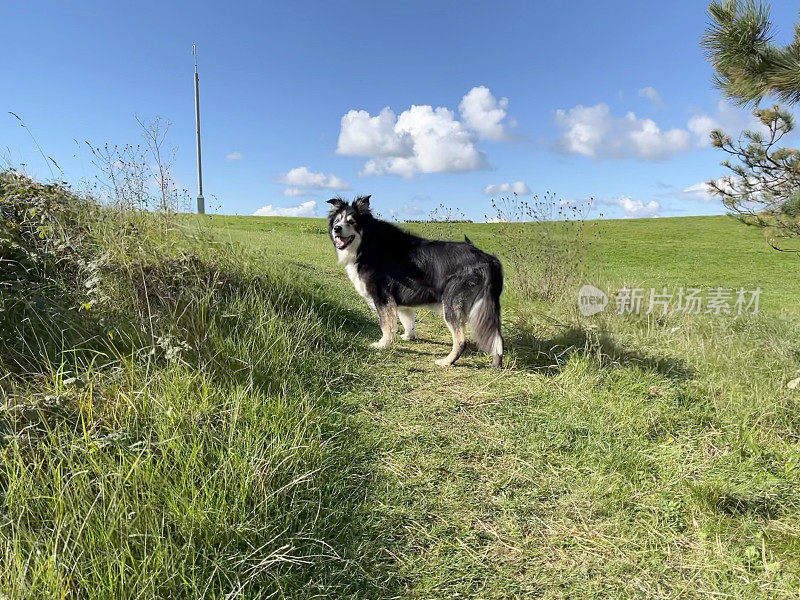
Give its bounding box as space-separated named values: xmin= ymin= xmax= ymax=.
xmin=200 ymin=213 xmax=800 ymax=311
xmin=3 ymin=183 xmax=800 ymax=599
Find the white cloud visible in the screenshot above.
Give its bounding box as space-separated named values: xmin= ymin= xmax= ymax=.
xmin=681 ymin=181 xmax=711 ymax=202
xmin=714 ymin=99 xmax=763 ymax=132
xmin=554 ymin=103 xmax=692 ymax=161
xmin=638 ymin=86 xmax=663 ymax=106
xmin=483 ymin=181 xmax=531 ymax=196
xmin=336 ymin=107 xmax=412 ymax=157
xmin=608 ymin=196 xmax=661 ymax=218
xmin=360 ymin=105 xmax=485 ymax=177
xmin=458 ymin=86 xmax=511 ymax=141
xmin=226 ymin=151 xmax=244 ymax=161
xmin=283 ymin=187 xmax=306 ymax=197
xmin=336 ymin=87 xmax=513 ymax=178
xmin=688 ymin=100 xmax=765 ymax=148
xmin=687 ymin=115 xmax=718 ymax=148
xmin=254 ymin=200 xmax=317 ymax=217
xmin=556 ymin=97 xmax=773 ymax=161
xmin=681 ymin=179 xmax=736 ymax=203
xmin=278 ymin=166 xmax=350 ymax=190
xmin=628 ymin=120 xmax=692 ymax=161
xmin=681 ymin=182 xmax=715 ymax=202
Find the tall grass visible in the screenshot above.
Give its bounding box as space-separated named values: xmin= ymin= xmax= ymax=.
xmin=0 ymin=172 xmax=390 ymax=598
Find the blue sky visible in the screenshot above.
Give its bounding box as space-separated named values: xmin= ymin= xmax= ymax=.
xmin=4 ymin=1 xmax=798 ymax=221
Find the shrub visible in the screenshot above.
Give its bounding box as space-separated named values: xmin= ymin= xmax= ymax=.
xmin=486 ymin=192 xmax=597 ymax=302
xmin=0 ymin=170 xmax=110 ymax=374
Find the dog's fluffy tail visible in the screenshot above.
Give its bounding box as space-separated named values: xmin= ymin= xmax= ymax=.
xmin=468 ymin=258 xmax=504 ymax=368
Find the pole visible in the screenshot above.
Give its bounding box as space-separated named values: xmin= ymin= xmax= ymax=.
xmin=193 ymin=45 xmax=205 ymax=214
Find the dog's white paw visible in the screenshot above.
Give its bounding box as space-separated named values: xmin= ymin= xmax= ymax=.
xmin=370 ymin=340 xmax=391 ymax=349
xmin=434 ymin=358 xmax=453 ymax=367
xmin=401 ymin=332 xmax=417 ymax=341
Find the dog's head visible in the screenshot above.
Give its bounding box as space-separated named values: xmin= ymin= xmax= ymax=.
xmin=327 ymin=195 xmax=371 ymax=260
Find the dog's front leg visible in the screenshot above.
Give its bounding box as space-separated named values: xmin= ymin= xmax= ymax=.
xmin=371 ymin=302 xmax=397 ymax=349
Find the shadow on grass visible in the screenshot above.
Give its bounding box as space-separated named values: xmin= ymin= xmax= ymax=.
xmin=390 ymin=338 xmax=449 ymax=359
xmin=691 ymin=480 xmax=793 ymax=520
xmin=383 ymin=322 xmax=692 ymax=379
xmin=509 ymin=325 xmax=693 ymax=381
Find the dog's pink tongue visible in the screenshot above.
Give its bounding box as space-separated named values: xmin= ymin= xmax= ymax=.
xmin=335 ymin=238 xmax=346 ymax=249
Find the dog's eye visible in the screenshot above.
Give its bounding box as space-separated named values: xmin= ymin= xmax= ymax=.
xmin=347 ymin=218 xmax=355 ymax=225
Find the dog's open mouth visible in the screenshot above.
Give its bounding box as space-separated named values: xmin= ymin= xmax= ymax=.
xmin=334 ymin=235 xmax=355 ymax=250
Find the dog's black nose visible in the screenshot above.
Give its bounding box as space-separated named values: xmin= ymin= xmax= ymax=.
xmin=333 ymin=225 xmax=342 ymax=234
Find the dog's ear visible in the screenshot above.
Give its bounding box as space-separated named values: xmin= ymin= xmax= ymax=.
xmin=353 ymin=195 xmax=372 ymax=214
xmin=327 ymin=198 xmax=345 ymax=214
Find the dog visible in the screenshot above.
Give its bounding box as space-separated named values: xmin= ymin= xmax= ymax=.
xmin=328 ymin=195 xmax=503 ymax=368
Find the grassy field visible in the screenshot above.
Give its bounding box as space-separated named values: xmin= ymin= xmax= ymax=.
xmin=202 ymin=212 xmax=800 ymax=310
xmin=2 ymin=178 xmax=800 ymax=598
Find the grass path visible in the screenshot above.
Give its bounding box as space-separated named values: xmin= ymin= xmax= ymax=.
xmin=341 ymin=313 xmax=800 ymax=598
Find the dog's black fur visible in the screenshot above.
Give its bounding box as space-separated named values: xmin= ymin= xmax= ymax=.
xmin=328 ymin=196 xmax=503 ymax=367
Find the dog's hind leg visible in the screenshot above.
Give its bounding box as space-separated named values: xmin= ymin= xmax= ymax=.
xmin=398 ymin=307 xmax=417 ymax=340
xmin=435 ymin=318 xmax=466 ymax=367
xmin=371 ymin=302 xmax=397 ymax=349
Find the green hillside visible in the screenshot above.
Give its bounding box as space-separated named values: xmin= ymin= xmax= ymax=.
xmin=2 ymin=178 xmax=799 ymax=599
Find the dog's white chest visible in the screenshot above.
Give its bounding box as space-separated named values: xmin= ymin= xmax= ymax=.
xmin=345 ymin=263 xmax=374 ymax=309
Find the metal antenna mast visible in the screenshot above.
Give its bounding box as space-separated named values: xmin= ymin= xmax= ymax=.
xmin=193 ymin=45 xmax=205 ymax=214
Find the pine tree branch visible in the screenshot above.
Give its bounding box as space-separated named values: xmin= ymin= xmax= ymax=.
xmin=702 ymin=0 xmax=800 ymax=106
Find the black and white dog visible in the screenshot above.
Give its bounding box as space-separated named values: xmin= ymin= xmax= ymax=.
xmin=328 ymin=195 xmax=503 ymax=368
